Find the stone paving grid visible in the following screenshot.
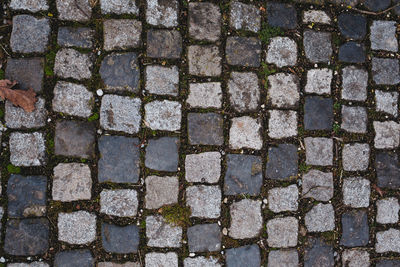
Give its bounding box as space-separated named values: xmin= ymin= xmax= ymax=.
xmin=0 ymin=0 xmax=399 ymax=266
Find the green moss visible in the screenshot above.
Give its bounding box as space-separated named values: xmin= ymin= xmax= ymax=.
xmin=80 ymin=158 xmax=87 ymax=163
xmin=160 ymin=204 xmax=191 ymax=227
xmin=0 ymin=69 xmax=4 ymax=79
xmin=139 ymin=220 xmax=146 ymax=229
xmin=45 ymin=50 xmax=57 ymax=76
xmin=0 ymin=108 xmax=4 ymax=118
xmin=299 ymin=163 xmax=311 ymax=173
xmin=333 ymin=102 xmax=341 ymax=110
xmin=260 ymin=63 xmax=277 ymax=90
xmin=87 ymin=113 xmax=99 ymax=122
xmin=259 ymin=23 xmax=284 ymax=44
xmin=7 ymin=164 xmax=21 ymax=174
xmin=333 ymin=123 xmax=340 ymax=134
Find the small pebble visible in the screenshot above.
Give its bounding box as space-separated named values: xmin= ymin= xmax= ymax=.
xmin=96 ymin=89 xmax=104 ymax=96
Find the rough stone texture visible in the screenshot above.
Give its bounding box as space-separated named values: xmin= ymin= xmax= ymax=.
xmin=145 ymin=252 xmax=178 ymax=267
xmin=266 ymin=144 xmax=298 ymax=180
xmin=100 ymin=94 xmax=141 ymax=134
xmin=4 ymin=219 xmax=49 ymax=256
xmin=100 ymin=189 xmax=138 ymax=217
xmin=304 ymin=238 xmax=334 ymax=267
xmin=10 ymin=15 xmax=50 ymax=53
xmin=343 ymin=177 xmax=370 ymax=208
xmin=188 ymin=113 xmax=223 ymax=145
xmin=100 ymin=0 xmax=138 ymax=15
xmin=186 ymin=185 xmax=221 ymax=218
xmin=267 ymin=217 xmax=298 ymax=248
xmin=188 ymin=223 xmax=221 ymax=252
xmin=268 ymin=185 xmax=298 ymax=213
xmin=364 ymin=0 xmax=391 ymax=11
xmin=5 ymin=57 xmax=44 ymax=92
xmin=189 ymin=2 xmax=221 ymax=41
xmin=54 ymin=48 xmax=92 ymax=80
xmin=229 ymin=116 xmax=262 ymax=150
xmin=342 ymin=250 xmax=370 ymax=267
xmin=375 ymin=90 xmax=398 ymax=117
xmin=266 ymin=37 xmax=298 ymax=67
xmin=304 ymin=96 xmax=333 ymax=130
xmin=376 ymin=228 xmax=400 ymax=253
xmin=268 ymin=250 xmax=299 ymax=267
xmin=303 ymin=10 xmax=331 ymax=24
xmin=341 ymin=105 xmax=368 ymax=134
xmin=54 ymin=250 xmax=94 ymax=267
xmin=339 ymin=42 xmax=365 ymax=63
xmin=338 ymin=14 xmax=366 ymax=40
xmin=268 ymin=73 xmax=299 ymax=108
xmin=188 ymin=45 xmax=222 ymax=76
xmin=101 ymin=223 xmax=139 ymax=253
xmin=10 ymin=132 xmax=46 ymax=167
xmin=374 ymin=121 xmax=400 ymax=149
xmin=340 ymin=210 xmax=369 ymax=247
xmin=342 ymin=143 xmax=370 ymax=171
xmin=226 ymin=245 xmax=261 ymax=267
xmin=342 ymin=66 xmax=368 ymax=101
xmin=370 ymin=20 xmax=398 ymax=52
xmin=147 ymin=30 xmax=182 ymax=59
xmin=228 ymin=72 xmax=260 ymax=112
xmin=303 ymin=30 xmax=332 ymax=63
xmin=376 ymin=260 xmax=400 ymax=267
xmin=145 ymin=176 xmax=179 ymax=209
xmin=146 ymin=65 xmax=179 ymax=96
xmin=185 ymin=152 xmax=221 ymax=183
xmin=54 ymin=120 xmax=95 ymax=159
xmin=98 ymin=135 xmax=140 ymax=183
xmin=57 ymin=27 xmax=94 ymax=48
xmin=376 ymin=197 xmax=399 ymax=224
xmin=305 ymin=137 xmax=333 ymax=166
xmin=8 ymin=263 xmax=49 ymax=267
xmin=145 ymin=137 xmax=179 ymax=172
xmin=6 ymin=97 xmax=47 ymax=129
xmin=267 ymin=2 xmax=297 ymax=29
xmin=53 ymin=163 xmax=92 ymax=202
xmin=305 ymin=203 xmax=335 ymax=232
xmin=145 ymin=100 xmax=181 ymax=131
xmin=146 ymin=0 xmax=178 ymax=27
xmin=103 ymin=19 xmax=141 ymax=51
xmin=187 ymin=82 xmax=222 ymax=108
xmin=372 ymin=57 xmax=400 ymax=85
xmin=305 ymin=68 xmax=332 ymax=95
xmin=224 ymin=154 xmax=263 ymax=196
xmin=56 ymin=0 xmax=91 ymax=21
xmin=10 ymin=0 xmax=48 ymax=12
xmin=226 ymin=37 xmax=261 ymax=67
xmin=98 ymin=263 xmax=140 ymax=267
xmin=58 ymin=211 xmax=96 ymax=245
xmin=52 ymin=81 xmax=93 ymax=118
xmin=229 ymin=199 xmax=262 ymax=239
xmin=230 ymin=1 xmax=260 ymax=32
xmin=146 ymin=215 xmax=182 ymax=248
xmin=302 ymin=170 xmax=334 ymax=201
xmin=184 ymin=257 xmax=221 ymax=267
xmin=268 ymin=110 xmax=297 ymax=139
xmin=99 ymin=52 xmax=140 ymax=92
xmin=376 ymin=152 xmax=400 ymax=189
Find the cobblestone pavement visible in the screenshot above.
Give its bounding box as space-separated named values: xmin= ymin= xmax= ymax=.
xmin=0 ymin=0 xmax=399 ymax=266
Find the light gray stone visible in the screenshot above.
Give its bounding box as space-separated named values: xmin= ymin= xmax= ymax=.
xmin=343 ymin=177 xmax=370 ymax=208
xmin=187 ymin=82 xmax=222 ymax=108
xmin=305 ymin=137 xmax=333 ymax=166
xmin=268 ymin=249 xmax=299 ymax=267
xmin=268 ymin=110 xmax=297 ymax=139
xmin=52 ymin=163 xmax=92 ymax=202
xmin=52 ymin=81 xmax=94 ymax=118
xmin=341 ymin=105 xmax=368 ymax=133
xmin=229 ymin=199 xmax=262 ymax=239
xmin=229 ymin=116 xmax=262 ymax=150
xmin=146 ymin=215 xmax=182 ymax=248
xmin=185 ymin=152 xmax=221 ymax=183
xmin=266 ymin=37 xmax=297 ymax=67
xmin=145 ymin=252 xmax=178 ymax=267
xmin=372 ymin=57 xmax=400 ymax=85
xmin=230 ymin=1 xmax=260 ymax=32
xmin=100 ymin=0 xmax=138 ymax=15
xmin=5 ymin=98 xmax=46 ymax=129
xmin=342 ymin=66 xmax=368 ymax=101
xmin=58 ymin=211 xmax=96 ymax=245
xmin=184 ymin=256 xmax=221 ymax=267
xmin=305 ymin=68 xmax=332 ymax=95
xmin=145 ymin=65 xmax=179 ymax=96
xmin=375 ymin=90 xmax=398 ymax=117
xmin=98 ymin=263 xmax=140 ymax=267
xmin=377 ymin=197 xmax=399 ymax=224
xmin=302 ymin=170 xmax=334 ymax=201
xmin=374 ymin=121 xmax=400 ymax=149
xmin=54 ymin=48 xmax=92 ymax=80
xmin=370 ymin=20 xmax=398 ymax=52
xmin=189 ymin=2 xmax=221 ymax=41
xmin=268 ymin=185 xmax=298 ymax=213
xmin=144 ymin=100 xmax=181 ymax=131
xmin=228 ymin=72 xmax=260 ymax=112
xmin=100 ymin=189 xmax=138 ymax=217
xmin=342 ymin=249 xmax=370 ymax=267
xmin=303 ymin=30 xmax=332 ymax=63
xmin=10 ymin=0 xmax=48 ymax=11
xmin=305 ymin=203 xmax=335 ymax=232
xmin=267 ymin=217 xmax=298 ymax=248
xmin=268 ymin=73 xmax=299 ymax=108
xmin=188 ymin=45 xmax=222 ymax=77
xmin=303 ymin=10 xmax=331 ymax=24
xmin=376 ymin=228 xmax=400 ymax=253
xmin=8 ymin=263 xmax=49 ymax=267
xmin=100 ymin=94 xmax=141 ymax=134
xmin=342 ymin=143 xmax=370 ymax=171
xmin=103 ymin=19 xmax=141 ymax=51
xmin=145 ymin=176 xmax=179 ymax=209
xmin=186 ymin=185 xmax=221 ymax=219
xmin=10 ymin=132 xmax=46 ymax=167
xmin=56 ymin=0 xmax=91 ymax=21
xmin=146 ymin=0 xmax=178 ymax=27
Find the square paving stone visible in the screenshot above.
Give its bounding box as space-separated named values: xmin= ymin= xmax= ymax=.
xmin=100 ymin=189 xmax=138 ymax=217
xmin=364 ymin=0 xmax=391 ymax=11
xmin=341 ymin=66 xmax=368 ymax=101
xmin=342 ymin=143 xmax=370 ymax=171
xmin=268 ymin=73 xmax=300 ymax=108
xmin=146 ymin=0 xmax=178 ymax=27
xmin=54 ymin=48 xmax=93 ymax=80
xmin=303 ymin=10 xmax=331 ymax=24
xmin=338 ymin=13 xmax=366 ymax=40
xmin=267 ymin=217 xmax=298 ymax=248
xmin=101 ymin=223 xmax=139 ymax=253
xmin=145 ymin=65 xmax=179 ymax=96
xmin=145 ymin=176 xmax=179 ymax=209
xmin=228 ymin=72 xmax=260 ymax=112
xmin=9 ymin=262 xmax=49 ymax=267
xmin=10 ymin=0 xmax=48 ymax=12
xmin=268 ymin=184 xmax=298 ymax=213
xmin=4 ymin=218 xmax=49 ymax=256
xmin=343 ymin=177 xmax=370 ymax=208
xmin=339 ymin=42 xmax=365 ymax=63
xmin=340 ymin=210 xmax=369 ymax=247
xmin=57 ymin=27 xmax=94 ymax=48
xmin=375 ymin=90 xmax=398 ymax=117
xmin=229 ymin=116 xmax=262 ymax=150
xmin=7 ymin=175 xmax=47 ymax=218
xmin=268 ymin=249 xmax=299 ymax=267
xmin=267 ymin=2 xmax=297 ymax=29
xmin=226 ymin=245 xmax=260 ymax=267
xmin=144 ymin=100 xmax=181 ymax=131
xmin=376 ymin=152 xmax=400 ymax=189
xmin=145 ymin=137 xmax=179 ymax=172
xmin=268 ymin=110 xmax=297 ymax=139
xmin=188 ymin=223 xmax=221 ymax=252
xmin=187 ymin=82 xmax=222 ymax=108
xmin=374 ymin=121 xmax=400 ymax=149
xmin=100 ymin=0 xmax=138 ymax=15
xmin=10 ymin=15 xmax=50 ymax=53
xmin=53 ymin=163 xmax=92 ymax=202
xmin=98 ymin=135 xmax=140 ymax=183
xmin=146 ymin=215 xmax=182 ymax=248
xmin=5 ymin=58 xmax=44 ymax=92
xmin=305 ymin=68 xmax=332 ymax=95
xmin=5 ymin=97 xmax=47 ymax=129
xmin=188 ymin=45 xmax=222 ymax=76
xmin=342 ymin=250 xmax=370 ymax=267
xmin=229 ymin=199 xmax=262 ymax=239
xmin=189 ymin=2 xmax=221 ymax=41
xmin=145 ymin=252 xmax=178 ymax=267
xmin=186 ymin=185 xmax=221 ymax=219
xmin=147 ymin=30 xmax=182 ymax=59
xmin=370 ymin=20 xmax=398 ymax=52
xmin=305 ymin=137 xmax=333 ymax=166
xmin=266 ymin=143 xmax=298 ymax=180
xmin=188 ymin=113 xmax=223 ymax=145
xmin=266 ymin=37 xmax=298 ymax=67
xmin=376 ymin=260 xmax=400 ymax=267
xmin=224 ymin=154 xmax=262 ymax=196
xmin=58 ymin=211 xmax=96 ymax=245
xmin=103 ymin=19 xmax=141 ymax=51
xmin=184 ymin=256 xmax=220 ymax=267
xmin=372 ymin=57 xmax=400 ymax=85
xmin=230 ymin=1 xmax=260 ymax=32
xmin=10 ymin=132 xmax=46 ymax=167
xmin=185 ymin=152 xmax=221 ymax=183
xmin=56 ymin=0 xmax=91 ymax=21
xmin=100 ymin=53 xmax=140 ymax=92
xmin=98 ymin=262 xmax=140 ymax=267
xmin=226 ymin=37 xmax=261 ymax=67
xmin=341 ymin=105 xmax=367 ymax=133
xmin=377 ymin=197 xmax=399 ymax=224
xmin=304 ymin=96 xmax=333 ymax=130
xmin=54 ymin=250 xmax=94 ymax=267
xmin=54 ymin=120 xmax=95 ymax=159
xmin=303 ymin=30 xmax=332 ymax=63
xmin=304 ymin=238 xmax=334 ymax=267
xmin=376 ymin=228 xmax=400 ymax=253
xmin=305 ymin=203 xmax=335 ymax=232
xmin=302 ymin=170 xmax=334 ymax=201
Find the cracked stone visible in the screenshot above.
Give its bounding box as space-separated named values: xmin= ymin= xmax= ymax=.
xmin=376 ymin=228 xmax=400 ymax=253
xmin=101 ymin=223 xmax=139 ymax=253
xmin=230 ymin=1 xmax=260 ymax=32
xmin=376 ymin=152 xmax=400 ymax=189
xmin=268 ymin=184 xmax=298 ymax=213
xmin=188 ymin=113 xmax=223 ymax=145
xmin=342 ymin=143 xmax=370 ymax=171
xmin=340 ymin=210 xmax=369 ymax=247
xmin=145 ymin=252 xmax=178 ymax=267
xmin=304 ymin=96 xmax=333 ymax=130
xmin=370 ymin=20 xmax=398 ymax=52
xmin=145 ymin=65 xmax=179 ymax=96
xmin=268 ymin=73 xmax=300 ymax=108
xmin=146 ymin=0 xmax=178 ymax=27
xmin=305 ymin=137 xmax=333 ymax=166
xmin=147 ymin=30 xmax=182 ymax=59
xmin=55 ymin=250 xmax=94 ymax=267
xmin=146 ymin=215 xmax=182 ymax=248
xmin=267 ymin=217 xmax=298 ymax=248
xmin=10 ymin=132 xmax=46 ymax=167
xmin=185 ymin=152 xmax=221 ymax=183
xmin=338 ymin=13 xmax=366 ymax=39
xmin=342 ymin=250 xmax=370 ymax=267
xmin=372 ymin=57 xmax=400 ymax=85
xmin=58 ymin=211 xmax=96 ymax=245
xmin=187 ymin=82 xmax=222 ymax=108
xmin=341 ymin=105 xmax=368 ymax=133
xmin=57 ymin=27 xmax=94 ymax=48
xmin=228 ymin=72 xmax=260 ymax=112
xmin=189 ymin=2 xmax=221 ymax=41
xmin=54 ymin=48 xmax=92 ymax=80
xmin=5 ymin=97 xmax=47 ymax=129
xmin=229 ymin=199 xmax=262 ymax=239
xmin=268 ymin=110 xmax=297 ymax=139
xmin=5 ymin=57 xmax=44 ymax=92
xmin=341 ymin=66 xmax=368 ymax=101
xmin=375 ymin=90 xmax=398 ymax=117
xmin=100 ymin=0 xmax=138 ymax=15
xmin=302 ymin=170 xmax=334 ymax=201
xmin=226 ymin=37 xmax=261 ymax=67
xmin=305 ymin=68 xmax=332 ymax=95
xmin=268 ymin=249 xmax=299 ymax=267
xmin=304 ymin=30 xmax=332 ymax=63
xmin=229 ymin=116 xmax=262 ymax=150
xmin=145 ymin=100 xmax=181 ymax=131
xmin=376 ymin=197 xmax=399 ymax=224
xmin=374 ymin=121 xmax=400 ymax=149
xmin=56 ymin=0 xmax=91 ymax=21
xmin=266 ymin=143 xmax=298 ymax=180
xmin=266 ymin=2 xmax=297 ymax=29
xmin=10 ymin=0 xmax=48 ymax=12
xmin=188 ymin=45 xmax=222 ymax=76
xmin=188 ymin=223 xmax=221 ymax=252
xmin=304 ymin=238 xmax=334 ymax=267
xmin=145 ymin=176 xmax=179 ymax=209
xmin=305 ymin=203 xmax=335 ymax=232
xmin=226 ymin=245 xmax=261 ymax=267
xmin=343 ymin=177 xmax=370 ymax=208
xmin=339 ymin=42 xmax=365 ymax=63
xmin=145 ymin=137 xmax=179 ymax=172
xmin=266 ymin=37 xmax=297 ymax=67
xmin=186 ymin=185 xmax=221 ymax=219
xmin=103 ymin=19 xmax=141 ymax=51
xmin=100 ymin=189 xmax=138 ymax=217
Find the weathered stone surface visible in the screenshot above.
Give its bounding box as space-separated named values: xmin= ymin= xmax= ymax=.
xmin=303 ymin=10 xmax=331 ymax=24
xmin=302 ymin=170 xmax=334 ymax=201
xmin=98 ymin=135 xmax=140 ymax=183
xmin=304 ymin=238 xmax=334 ymax=267
xmin=189 ymin=2 xmax=221 ymax=41
xmin=267 ymin=2 xmax=297 ymax=29
xmin=100 ymin=189 xmax=138 ymax=217
xmin=266 ymin=144 xmax=298 ymax=180
xmin=229 ymin=199 xmax=262 ymax=239
xmin=101 ymin=223 xmax=139 ymax=253
xmin=146 ymin=215 xmax=182 ymax=248
xmin=304 ymin=96 xmax=333 ymax=130
xmin=376 ymin=228 xmax=400 ymax=253
xmin=145 ymin=176 xmax=179 ymax=209
xmin=187 ymin=82 xmax=222 ymax=108
xmin=372 ymin=57 xmax=400 ymax=85
xmin=376 ymin=260 xmax=400 ymax=267
xmin=338 ymin=13 xmax=366 ymax=39
xmin=54 ymin=120 xmax=95 ymax=159
xmin=339 ymin=42 xmax=365 ymax=63
xmin=57 ymin=27 xmax=94 ymax=48
xmin=226 ymin=245 xmax=261 ymax=267
xmin=188 ymin=45 xmax=222 ymax=76
xmin=342 ymin=66 xmax=368 ymax=101
xmin=100 ymin=94 xmax=141 ymax=134
xmin=56 ymin=0 xmax=91 ymax=21
xmin=377 ymin=197 xmax=399 ymax=224
xmin=184 ymin=257 xmax=221 ymax=267
xmin=58 ymin=211 xmax=96 ymax=245
xmin=268 ymin=73 xmax=299 ymax=108
xmin=55 ymin=250 xmax=94 ymax=267
xmin=376 ymin=152 xmax=400 ymax=189
xmin=364 ymin=0 xmax=391 ymax=12
xmin=10 ymin=132 xmax=46 ymax=167
xmin=230 ymin=1 xmax=260 ymax=32
xmin=145 ymin=100 xmax=181 ymax=131
xmin=374 ymin=121 xmax=400 ymax=149
xmin=146 ymin=0 xmax=178 ymax=27
xmin=370 ymin=20 xmax=397 ymax=52
xmin=305 ymin=137 xmax=333 ymax=166
xmin=342 ymin=105 xmax=367 ymax=133
xmin=340 ymin=210 xmax=369 ymax=247
xmin=146 ymin=65 xmax=179 ymax=96
xmin=8 ymin=262 xmax=49 ymax=267
xmin=342 ymin=250 xmax=370 ymax=267
xmin=305 ymin=203 xmax=335 ymax=232
xmin=54 ymin=49 xmax=92 ymax=80
xmin=185 ymin=152 xmax=221 ymax=183
xmin=228 ymin=72 xmax=260 ymax=112
xmin=375 ymin=90 xmax=398 ymax=117
xmin=6 ymin=97 xmax=47 ymax=129
xmin=305 ymin=68 xmax=332 ymax=95
xmin=5 ymin=57 xmax=44 ymax=93
xmin=226 ymin=37 xmax=261 ymax=67
xmin=188 ymin=223 xmax=221 ymax=252
xmin=343 ymin=177 xmax=370 ymax=208
xmin=10 ymin=0 xmax=48 ymax=12
xmin=98 ymin=262 xmax=140 ymax=267
xmin=10 ymin=15 xmax=50 ymax=53
xmin=304 ymin=30 xmax=332 ymax=63
xmin=224 ymin=154 xmax=262 ymax=196
xmin=145 ymin=138 xmax=179 ymax=172
xmin=268 ymin=185 xmax=298 ymax=213
xmin=266 ymin=37 xmax=297 ymax=67
xmin=186 ymin=185 xmax=221 ymax=218
xmin=229 ymin=116 xmax=262 ymax=150
xmin=100 ymin=0 xmax=138 ymax=15
xmin=145 ymin=252 xmax=178 ymax=267
xmin=342 ymin=143 xmax=370 ymax=171
xmin=103 ymin=19 xmax=141 ymax=51
xmin=268 ymin=249 xmax=299 ymax=267
xmin=267 ymin=217 xmax=298 ymax=248
xmin=147 ymin=30 xmax=182 ymax=59
xmin=188 ymin=113 xmax=223 ymax=145
xmin=268 ymin=110 xmax=297 ymax=139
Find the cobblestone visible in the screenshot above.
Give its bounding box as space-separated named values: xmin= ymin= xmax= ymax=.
xmin=340 ymin=210 xmax=369 ymax=247
xmin=338 ymin=13 xmax=366 ymax=40
xmin=54 ymin=250 xmax=94 ymax=267
xmin=268 ymin=185 xmax=298 ymax=213
xmin=145 ymin=100 xmax=181 ymax=131
xmin=147 ymin=30 xmax=181 ymax=59
xmin=303 ymin=30 xmax=332 ymax=63
xmin=103 ymin=20 xmax=141 ymax=51
xmin=267 ymin=217 xmax=298 ymax=248
xmin=339 ymin=42 xmax=365 ymax=63
xmin=342 ymin=250 xmax=370 ymax=267
xmin=10 ymin=0 xmax=48 ymax=12
xmin=186 ymin=185 xmax=221 ymax=219
xmin=188 ymin=223 xmax=221 ymax=252
xmin=228 ymin=72 xmax=259 ymax=112
xmin=304 ymin=96 xmax=333 ymax=130
xmin=187 ymin=82 xmax=222 ymax=108
xmin=305 ymin=68 xmax=332 ymax=95
xmin=5 ymin=58 xmax=44 ymax=92
xmin=101 ymin=223 xmax=139 ymax=253
xmin=376 ymin=228 xmax=400 ymax=253
xmin=268 ymin=110 xmax=298 ymax=139
xmin=266 ymin=37 xmax=297 ymax=67
xmin=145 ymin=176 xmax=178 ymax=209
xmin=375 ymin=90 xmax=398 ymax=117
xmin=342 ymin=143 xmax=370 ymax=171
xmin=146 ymin=215 xmax=182 ymax=248
xmin=268 ymin=73 xmax=299 ymax=108
xmin=185 ymin=152 xmax=221 ymax=183
xmin=372 ymin=57 xmax=400 ymax=85
xmin=188 ymin=45 xmax=221 ymax=76
xmin=146 ymin=0 xmax=178 ymax=27
xmin=54 ymin=49 xmax=92 ymax=80
xmin=370 ymin=21 xmax=398 ymax=52
xmin=230 ymin=1 xmax=260 ymax=32
xmin=10 ymin=132 xmax=46 ymax=166
xmin=57 ymin=27 xmax=94 ymax=49
xmin=305 ymin=203 xmax=335 ymax=232
xmin=188 ymin=113 xmax=223 ymax=145
xmin=145 ymin=65 xmax=179 ymax=96
xmin=58 ymin=211 xmax=96 ymax=245
xmin=145 ymin=137 xmax=179 ymax=172
xmin=226 ymin=37 xmax=261 ymax=67
xmin=266 ymin=143 xmax=298 ymax=180
xmin=376 ymin=197 xmax=399 ymax=224
xmin=229 ymin=116 xmax=262 ymax=150
xmin=145 ymin=252 xmax=178 ymax=267
xmin=100 ymin=189 xmax=138 ymax=217
xmin=341 ymin=105 xmax=368 ymax=133
xmin=305 ymin=137 xmax=333 ymax=166
xmin=304 ymin=238 xmax=334 ymax=267
xmin=302 ymin=170 xmax=334 ymax=201
xmin=229 ymin=199 xmax=262 ymax=239
xmin=6 ymin=97 xmax=47 ymax=129
xmin=343 ymin=177 xmax=370 ymax=208
xmin=189 ymin=2 xmax=221 ymax=42
xmin=226 ymin=245 xmax=261 ymax=267
xmin=268 ymin=249 xmax=299 ymax=267
xmin=56 ymin=0 xmax=91 ymax=21
xmin=100 ymin=0 xmax=138 ymax=15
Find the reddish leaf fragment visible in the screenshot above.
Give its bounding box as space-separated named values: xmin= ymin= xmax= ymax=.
xmin=372 ymin=184 xmax=384 ymax=197
xmin=0 ymin=79 xmax=37 ymax=112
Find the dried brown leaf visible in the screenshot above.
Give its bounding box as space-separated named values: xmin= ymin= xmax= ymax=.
xmin=372 ymin=184 xmax=384 ymax=197
xmin=0 ymin=79 xmax=37 ymax=112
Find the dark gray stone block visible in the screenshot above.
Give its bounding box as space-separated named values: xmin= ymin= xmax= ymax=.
xmin=101 ymin=223 xmax=139 ymax=253
xmin=188 ymin=113 xmax=224 ymax=146
xmin=266 ymin=2 xmax=297 ymax=29
xmin=226 ymin=245 xmax=261 ymax=267
xmin=226 ymin=37 xmax=261 ymax=67
xmin=376 ymin=152 xmax=400 ymax=189
xmin=339 ymin=42 xmax=365 ymax=63
xmin=364 ymin=0 xmax=390 ymax=11
xmin=147 ymin=30 xmax=182 ymax=59
xmin=57 ymin=27 xmax=94 ymax=48
xmin=54 ymin=250 xmax=94 ymax=267
xmin=304 ymin=96 xmax=333 ymax=130
xmin=266 ymin=144 xmax=298 ymax=180
xmin=304 ymin=30 xmax=332 ymax=63
xmin=304 ymin=238 xmax=334 ymax=267
xmin=372 ymin=58 xmax=400 ymax=85
xmin=376 ymin=260 xmax=400 ymax=267
xmin=187 ymin=223 xmax=221 ymax=252
xmin=337 ymin=14 xmax=366 ymax=40
xmin=340 ymin=210 xmax=369 ymax=247
xmin=5 ymin=57 xmax=44 ymax=92
xmin=145 ymin=137 xmax=179 ymax=172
